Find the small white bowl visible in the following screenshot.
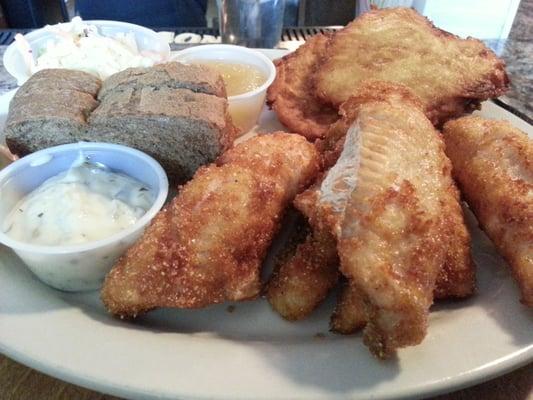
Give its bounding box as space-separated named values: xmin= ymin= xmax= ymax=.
xmin=0 ymin=142 xmax=169 ymax=291
xmin=174 ymin=44 xmax=276 ymax=133
xmin=4 ymin=20 xmax=171 ymax=85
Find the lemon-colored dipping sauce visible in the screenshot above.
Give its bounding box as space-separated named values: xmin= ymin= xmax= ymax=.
xmin=195 ymin=61 xmax=267 ymax=96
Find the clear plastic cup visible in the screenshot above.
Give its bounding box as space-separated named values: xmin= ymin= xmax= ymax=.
xmin=217 ymin=0 xmax=286 ymax=48
xmin=0 ymin=142 xmax=169 ymax=292
xmin=3 ymin=20 xmax=171 ymax=85
xmin=175 ymin=44 xmax=276 ymax=133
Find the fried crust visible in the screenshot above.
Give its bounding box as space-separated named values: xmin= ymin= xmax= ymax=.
xmin=330 ymin=83 xmax=476 ymax=302
xmin=330 ymin=183 xmax=476 ymax=335
xmin=313 ymin=8 xmax=508 ymax=126
xmin=266 ymin=34 xmax=339 ymax=140
xmin=266 ymin=224 xmax=339 ymax=321
xmin=266 ymin=180 xmax=341 ymax=321
xmin=317 ymin=81 xmax=425 ymax=168
xmin=267 ymin=83 xmax=475 ymax=328
xmin=330 ymin=283 xmax=367 ymax=334
xmin=443 ymin=116 xmax=533 ymax=306
xmin=101 ymin=133 xmax=320 ymax=317
xmin=436 ymin=183 xmax=476 ymax=299
xmin=311 ymin=85 xmax=469 ymax=357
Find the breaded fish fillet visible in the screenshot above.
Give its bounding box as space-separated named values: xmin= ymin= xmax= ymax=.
xmin=314 ymin=8 xmax=508 ymax=126
xmin=267 ymin=167 xmax=474 ymax=331
xmin=266 ymin=205 xmax=339 ymax=321
xmin=443 ymin=116 xmax=533 ymax=307
xmin=266 ymin=34 xmax=339 ymax=140
xmin=310 ymin=85 xmax=462 ymax=357
xmin=330 ymin=283 xmax=367 ymax=334
xmin=330 ymin=182 xmax=476 ymax=335
xmin=267 ymin=85 xmax=475 ymax=326
xmin=332 ymin=86 xmax=476 ymax=300
xmin=436 ymin=183 xmax=477 ymax=299
xmin=101 ymin=133 xmax=320 ymax=317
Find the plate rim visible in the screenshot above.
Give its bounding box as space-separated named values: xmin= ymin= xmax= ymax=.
xmin=1 ymin=340 xmax=531 ymax=400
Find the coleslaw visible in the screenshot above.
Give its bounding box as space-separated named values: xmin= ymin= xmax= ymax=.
xmin=14 ymin=17 xmax=164 ymax=80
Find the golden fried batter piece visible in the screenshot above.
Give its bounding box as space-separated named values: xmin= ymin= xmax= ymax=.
xmin=443 ymin=116 xmax=533 ymax=307
xmin=314 ymin=8 xmax=508 ymax=126
xmin=101 ymin=133 xmax=320 ymax=317
xmin=332 ymin=83 xmax=475 ymax=293
xmin=266 ymin=210 xmax=339 ymax=321
xmin=317 ymin=81 xmax=425 ymax=168
xmin=330 ymin=185 xmax=476 ymax=335
xmin=436 ymin=183 xmax=476 ymax=299
xmin=310 ymin=84 xmax=467 ymax=357
xmin=330 ymin=283 xmax=367 ymax=334
xmin=267 ymin=84 xmax=475 ymax=326
xmin=266 ymin=33 xmax=339 ymax=140
xmin=328 ymin=86 xmax=474 ymax=342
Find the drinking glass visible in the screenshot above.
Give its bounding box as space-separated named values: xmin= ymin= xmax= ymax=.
xmin=217 ymin=0 xmax=286 ymax=48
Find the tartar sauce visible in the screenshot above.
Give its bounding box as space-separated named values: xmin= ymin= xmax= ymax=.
xmin=2 ymin=158 xmax=154 ymax=246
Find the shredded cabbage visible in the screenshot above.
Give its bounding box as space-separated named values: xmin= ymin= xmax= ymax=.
xmin=16 ymin=17 xmax=165 ymax=80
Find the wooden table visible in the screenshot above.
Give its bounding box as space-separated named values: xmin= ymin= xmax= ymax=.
xmin=1 ymin=353 xmax=531 ymax=399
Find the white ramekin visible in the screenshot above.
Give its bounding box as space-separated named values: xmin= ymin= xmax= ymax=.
xmin=174 ymin=44 xmax=276 ymax=134
xmin=0 ymin=142 xmax=168 ymax=291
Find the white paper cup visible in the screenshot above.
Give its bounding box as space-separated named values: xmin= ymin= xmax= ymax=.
xmin=0 ymin=142 xmax=168 ymax=291
xmin=174 ymin=44 xmax=276 ymax=134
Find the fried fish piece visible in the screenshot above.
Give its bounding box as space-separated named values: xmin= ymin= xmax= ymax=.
xmin=268 ymin=84 xmax=475 ymax=325
xmin=436 ymin=183 xmax=477 ymax=299
xmin=330 ymin=282 xmax=367 ymax=334
xmin=330 ymin=183 xmax=476 ymax=335
xmin=267 ymin=172 xmax=345 ymax=322
xmin=443 ymin=116 xmax=533 ymax=307
xmin=314 ymin=8 xmax=508 ymax=126
xmin=101 ymin=133 xmax=320 ymax=317
xmin=329 ymin=86 xmax=476 ymax=300
xmin=266 ymin=203 xmax=339 ymax=321
xmin=308 ymin=84 xmax=465 ymax=357
xmin=266 ymin=33 xmax=339 ymax=140
xmin=267 ymin=86 xmax=420 ymax=324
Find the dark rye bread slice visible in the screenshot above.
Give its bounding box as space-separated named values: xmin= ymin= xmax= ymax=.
xmin=89 ymin=86 xmax=235 ymax=182
xmin=4 ymin=69 xmax=100 ymax=155
xmin=4 ymin=90 xmax=99 ymax=156
xmin=16 ymin=68 xmax=101 ymax=97
xmin=4 ymin=64 xmax=235 ymax=183
xmin=98 ymin=62 xmax=226 ymax=100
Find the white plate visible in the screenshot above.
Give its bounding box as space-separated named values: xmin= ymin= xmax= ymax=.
xmin=0 ymin=50 xmax=532 ymax=400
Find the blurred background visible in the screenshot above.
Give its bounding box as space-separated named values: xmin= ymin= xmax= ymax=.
xmin=0 ymin=0 xmax=522 ymax=42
